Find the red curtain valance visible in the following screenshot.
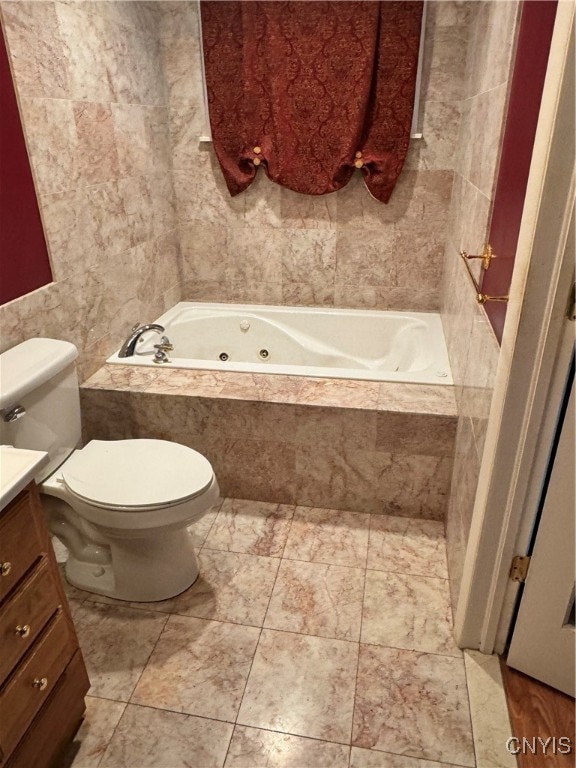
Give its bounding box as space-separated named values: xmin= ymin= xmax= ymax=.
xmin=201 ymin=1 xmax=423 ymax=204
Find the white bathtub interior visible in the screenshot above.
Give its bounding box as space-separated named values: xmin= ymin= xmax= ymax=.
xmin=107 ymin=303 xmax=453 ymax=385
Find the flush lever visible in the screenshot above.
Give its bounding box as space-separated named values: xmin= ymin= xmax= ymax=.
xmin=2 ymin=405 xmax=26 ymax=423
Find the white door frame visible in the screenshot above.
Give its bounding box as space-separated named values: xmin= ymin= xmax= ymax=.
xmin=453 ymin=1 xmax=575 ymax=654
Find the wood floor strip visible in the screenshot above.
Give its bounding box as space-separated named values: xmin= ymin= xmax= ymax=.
xmin=500 ymin=658 xmax=575 ymax=767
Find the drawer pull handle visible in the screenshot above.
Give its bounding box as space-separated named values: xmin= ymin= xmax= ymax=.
xmin=15 ymin=624 xmax=31 ymax=638
xmin=1 ymin=561 xmax=12 ymax=576
xmin=33 ymin=677 xmax=48 ymax=691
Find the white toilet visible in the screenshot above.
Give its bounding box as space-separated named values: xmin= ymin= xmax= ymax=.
xmin=0 ymin=338 xmax=220 ymax=602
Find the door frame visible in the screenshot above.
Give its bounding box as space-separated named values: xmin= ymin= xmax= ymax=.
xmin=453 ymin=1 xmax=575 ymax=654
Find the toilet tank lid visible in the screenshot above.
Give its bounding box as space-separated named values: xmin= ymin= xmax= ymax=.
xmin=0 ymin=338 xmax=78 ymax=410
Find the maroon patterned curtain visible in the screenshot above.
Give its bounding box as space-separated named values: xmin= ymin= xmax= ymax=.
xmin=201 ymin=1 xmax=423 ymax=203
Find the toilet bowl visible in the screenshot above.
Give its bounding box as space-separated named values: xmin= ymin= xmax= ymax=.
xmin=0 ymin=338 xmax=220 ymax=602
xmin=41 ymin=439 xmax=220 ymax=602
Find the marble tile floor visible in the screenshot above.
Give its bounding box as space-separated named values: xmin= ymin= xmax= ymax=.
xmin=53 ymin=498 xmax=512 ymax=768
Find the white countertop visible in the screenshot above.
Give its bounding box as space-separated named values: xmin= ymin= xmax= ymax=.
xmin=0 ymin=446 xmax=48 ymax=511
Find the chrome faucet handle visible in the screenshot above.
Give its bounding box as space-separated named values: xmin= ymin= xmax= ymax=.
xmin=154 ymin=336 xmax=174 ymax=351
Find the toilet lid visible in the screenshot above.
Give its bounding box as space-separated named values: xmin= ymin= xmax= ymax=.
xmin=61 ymin=439 xmax=214 ymax=509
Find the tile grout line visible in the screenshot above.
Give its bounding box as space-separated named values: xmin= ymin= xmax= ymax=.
xmin=125 ymin=611 xmax=170 ymax=706
xmin=359 ymin=639 xmax=463 ymax=660
xmin=78 ymin=585 xmax=461 ymax=657
xmin=196 ymin=495 xmax=226 ymax=556
xmin=221 ymin=501 xmax=297 ymax=767
xmin=196 ymin=544 xmax=447 ymax=579
xmin=88 ymin=694 xmax=473 ymax=768
xmin=462 ymin=652 xmax=480 ymax=768
xmin=93 ymin=699 xmax=129 ymax=768
xmin=88 ymin=603 xmax=169 ymax=768
xmin=348 ymin=511 xmax=372 ymax=748
xmin=96 ymin=698 xmax=341 ymax=743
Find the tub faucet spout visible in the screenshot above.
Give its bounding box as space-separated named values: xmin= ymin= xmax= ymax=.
xmin=118 ymin=323 xmax=165 ymax=357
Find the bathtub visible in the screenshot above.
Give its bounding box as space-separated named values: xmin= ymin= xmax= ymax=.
xmin=107 ymin=303 xmax=453 ymax=385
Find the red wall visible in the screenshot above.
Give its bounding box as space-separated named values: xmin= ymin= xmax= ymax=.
xmin=0 ymin=30 xmax=53 ymax=305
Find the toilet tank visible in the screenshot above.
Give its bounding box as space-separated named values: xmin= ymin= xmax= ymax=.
xmin=0 ymin=338 xmax=82 ymax=481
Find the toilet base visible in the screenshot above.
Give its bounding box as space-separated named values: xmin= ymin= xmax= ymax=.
xmin=63 ymin=527 xmax=200 ymax=602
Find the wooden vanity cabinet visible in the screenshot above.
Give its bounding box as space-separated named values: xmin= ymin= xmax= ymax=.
xmin=0 ymin=482 xmax=89 ymax=768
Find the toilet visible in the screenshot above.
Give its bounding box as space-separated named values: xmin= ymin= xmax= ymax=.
xmin=0 ymin=338 xmax=220 ymax=602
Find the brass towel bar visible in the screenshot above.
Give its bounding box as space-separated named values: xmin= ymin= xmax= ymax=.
xmin=460 ymin=245 xmax=509 ymax=305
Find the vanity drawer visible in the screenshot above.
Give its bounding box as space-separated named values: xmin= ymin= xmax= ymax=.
xmin=0 ymin=491 xmax=44 ymax=602
xmin=6 ymin=650 xmax=89 ymax=768
xmin=0 ymin=609 xmax=75 ymax=761
xmin=0 ymin=559 xmax=61 ymax=685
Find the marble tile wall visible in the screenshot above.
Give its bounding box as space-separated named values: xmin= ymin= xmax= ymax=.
xmin=441 ymin=1 xmax=520 ymax=610
xmin=0 ymin=1 xmax=182 ymax=381
xmin=80 ymin=367 xmax=458 ymax=520
xmin=160 ymin=1 xmax=468 ymax=312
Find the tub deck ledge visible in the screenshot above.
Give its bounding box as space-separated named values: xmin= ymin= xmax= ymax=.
xmin=82 ymin=364 xmax=457 ymax=417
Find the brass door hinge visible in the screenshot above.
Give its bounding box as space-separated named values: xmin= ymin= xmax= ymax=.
xmin=510 ymin=555 xmax=531 ymax=583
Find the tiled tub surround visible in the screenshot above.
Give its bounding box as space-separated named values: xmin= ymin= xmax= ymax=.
xmin=81 ymin=366 xmax=457 ymax=520
xmin=54 ymin=497 xmax=514 ymax=768
xmin=161 ymin=0 xmax=467 ymax=313
xmin=440 ymin=0 xmax=520 ymax=611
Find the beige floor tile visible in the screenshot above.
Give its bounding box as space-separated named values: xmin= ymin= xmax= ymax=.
xmin=205 ymin=498 xmax=294 ymax=556
xmin=361 ymin=570 xmax=461 ymax=657
xmin=283 ymin=506 xmax=369 ymax=568
xmin=131 ymin=615 xmax=260 ymax=722
xmin=55 ymin=696 xmax=126 ymax=767
xmin=100 ymin=704 xmax=233 ymax=768
xmin=191 ymin=503 xmax=221 ymax=549
xmin=367 ymin=516 xmax=448 ymax=578
xmin=352 ymin=645 xmax=474 ymax=767
xmin=238 ymin=629 xmax=358 ymax=744
xmin=174 ymin=549 xmax=280 ymax=626
xmin=225 ymin=725 xmax=350 ymax=767
xmin=464 ymin=650 xmax=516 ymax=768
xmin=73 ymin=602 xmax=168 ymax=701
xmin=264 ymin=559 xmax=365 ymax=641
xmin=350 ymin=747 xmax=460 ymax=767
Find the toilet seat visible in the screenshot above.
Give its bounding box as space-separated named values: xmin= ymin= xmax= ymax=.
xmin=61 ymin=439 xmax=215 ymax=511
